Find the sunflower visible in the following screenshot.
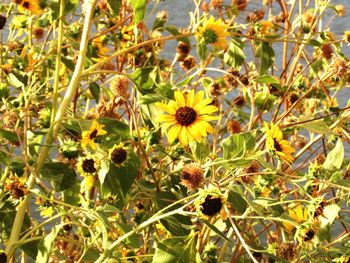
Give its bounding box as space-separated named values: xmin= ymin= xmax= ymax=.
xmin=156 ymin=90 xmax=218 ymax=145
xmin=92 ymin=35 xmax=110 ymax=57
xmin=195 ymin=188 xmax=226 ymax=218
xmin=109 ymin=143 xmax=129 ymax=167
xmin=81 ymin=120 xmax=107 ymax=150
xmin=264 ymin=122 xmax=295 ymax=165
xmin=196 ymin=16 xmax=230 ymax=48
xmin=283 ymin=204 xmax=308 ymax=233
xmin=15 ymin=0 xmax=43 ymax=15
xmin=77 ymin=155 xmax=101 ymax=177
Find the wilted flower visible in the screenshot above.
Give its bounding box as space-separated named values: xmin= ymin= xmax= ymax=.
xmin=156 ymin=90 xmax=218 ymax=145
xmin=195 ymin=189 xmax=225 ymax=217
xmin=180 ymin=56 xmax=197 ymax=71
xmin=110 ymin=75 xmax=130 ymax=98
xmin=283 ymin=204 xmax=308 ymax=233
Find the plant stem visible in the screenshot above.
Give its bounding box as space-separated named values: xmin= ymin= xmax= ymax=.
xmin=4 ymin=0 xmax=97 ymax=258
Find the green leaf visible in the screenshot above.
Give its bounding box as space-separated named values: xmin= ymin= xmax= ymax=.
xmin=36 ymin=225 xmax=61 ymax=263
xmin=300 ymin=120 xmax=334 ymax=135
xmin=106 ymin=0 xmax=121 ymax=15
xmin=190 ymin=140 xmax=210 ymax=162
xmin=40 ymin=162 xmax=77 ymax=191
xmin=130 ymin=0 xmax=147 ymax=24
xmin=308 ymin=39 xmax=322 ymax=47
xmin=222 ymin=132 xmax=255 ymax=160
xmin=323 ymin=139 xmax=344 ymax=170
xmin=255 ymin=75 xmax=280 ymax=85
xmin=129 ymin=67 xmax=155 ymax=95
xmin=224 ymin=37 xmax=246 ymax=68
xmin=65 ymin=0 xmax=79 ymax=13
xmin=255 ymin=42 xmax=275 ymax=75
xmin=152 ymin=236 xmax=199 ymax=263
xmin=88 ymin=82 xmax=100 ymax=103
xmin=98 ymin=117 xmax=131 ymax=142
xmin=101 ymin=151 xmax=140 ymax=207
xmin=197 ymin=41 xmax=208 ymax=61
xmin=21 ymin=240 xmax=40 ymax=260
xmin=227 ymin=188 xmax=248 ymax=214
xmin=165 ymin=26 xmax=190 ymax=44
xmin=63 ymin=183 xmax=81 ymax=206
xmin=202 ymin=219 xmax=232 ymax=242
xmin=139 ymin=93 xmax=166 ymax=105
xmin=0 ymin=128 xmax=20 ymax=143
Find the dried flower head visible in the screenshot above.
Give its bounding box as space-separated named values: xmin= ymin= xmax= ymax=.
xmin=181 ymin=163 xmax=204 ymax=190
xmin=32 ymin=27 xmax=45 ymax=40
xmin=0 ymin=15 xmax=6 ymax=30
xmin=321 ymin=44 xmax=333 ymax=60
xmin=233 ymin=0 xmax=247 ymax=11
xmin=276 ymin=242 xmax=297 ymax=261
xmin=110 ymin=75 xmax=130 ymax=98
xmin=180 ymin=55 xmax=197 ymax=71
xmin=233 ymin=95 xmax=245 ymax=107
xmin=176 ymin=41 xmax=191 ymax=61
xmin=224 ymin=68 xmax=240 ymax=88
xmin=0 ymin=251 xmax=7 ymax=263
xmin=5 ymin=177 xmax=28 ymax=199
xmin=227 ymin=119 xmax=241 ymax=134
xmin=246 ymin=9 xmax=265 ymax=23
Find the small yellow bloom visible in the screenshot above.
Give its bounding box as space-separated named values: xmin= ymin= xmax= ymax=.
xmin=92 ymin=35 xmax=110 ymax=57
xmin=109 ymin=143 xmax=129 ymax=167
xmin=335 ymin=5 xmax=345 ymax=17
xmin=81 ymin=120 xmax=107 ymax=150
xmin=257 ymin=20 xmax=276 ymax=35
xmin=344 ymin=31 xmax=350 ymax=44
xmin=156 ymin=90 xmax=218 ymax=145
xmin=283 ymin=204 xmax=308 ymax=233
xmin=77 ymin=155 xmax=101 ymax=177
xmin=196 ymin=16 xmax=230 ymax=48
xmin=264 ymin=122 xmax=295 ymax=165
xmin=15 ymin=0 xmax=43 ymax=15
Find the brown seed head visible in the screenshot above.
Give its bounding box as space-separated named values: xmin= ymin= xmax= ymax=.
xmin=110 ymin=75 xmax=130 ymax=98
xmin=32 ymin=27 xmax=45 ymax=40
xmin=181 ymin=163 xmax=204 ymax=190
xmin=233 ymin=95 xmax=245 ymax=107
xmin=180 ymin=56 xmax=197 ymax=71
xmin=227 ymin=119 xmax=241 ymax=134
xmin=176 ymin=42 xmax=191 ymax=61
xmin=321 ymin=44 xmax=333 ymax=60
xmin=224 ymin=68 xmax=240 ymax=88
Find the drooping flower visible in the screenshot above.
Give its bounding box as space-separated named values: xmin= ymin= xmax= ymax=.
xmin=81 ymin=120 xmax=107 ymax=150
xmin=283 ymin=204 xmax=308 ymax=233
xmin=264 ymin=122 xmax=295 ymax=165
xmin=15 ymin=0 xmax=43 ymax=15
xmin=109 ymin=143 xmax=128 ymax=167
xmin=156 ymin=90 xmax=218 ymax=145
xmin=196 ymin=16 xmax=230 ymax=48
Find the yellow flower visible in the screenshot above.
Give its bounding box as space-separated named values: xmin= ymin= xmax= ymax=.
xmin=196 ymin=16 xmax=230 ymax=48
xmin=81 ymin=120 xmax=107 ymax=150
xmin=15 ymin=0 xmax=43 ymax=15
xmin=156 ymin=90 xmax=218 ymax=145
xmin=92 ymin=35 xmax=110 ymax=57
xmin=195 ymin=188 xmax=226 ymax=218
xmin=264 ymin=122 xmax=295 ymax=165
xmin=77 ymin=155 xmax=101 ymax=177
xmin=283 ymin=204 xmax=308 ymax=233
xmin=344 ymin=31 xmax=350 ymax=44
xmin=257 ymin=20 xmax=276 ymax=35
xmin=81 ymin=175 xmax=95 ymax=192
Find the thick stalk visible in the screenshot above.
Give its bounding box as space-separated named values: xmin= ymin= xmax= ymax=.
xmin=4 ymin=0 xmax=97 ymax=259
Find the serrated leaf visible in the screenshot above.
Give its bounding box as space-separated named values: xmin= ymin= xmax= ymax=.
xmin=36 ymin=225 xmax=60 ymax=263
xmin=323 ymin=139 xmax=344 ymax=170
xmin=41 ymin=162 xmax=77 ymax=191
xmin=300 ymin=120 xmax=334 ymax=135
xmin=129 ymin=67 xmax=155 ymax=95
xmin=224 ymin=37 xmax=245 ymax=68
xmin=107 ymin=0 xmax=121 ymax=15
xmin=255 ymin=42 xmax=275 ymax=75
xmin=255 ymin=75 xmax=280 ymax=85
xmin=130 ymin=0 xmax=146 ymax=24
xmin=227 ymin=189 xmax=248 ymax=214
xmin=222 ymin=132 xmax=255 ymax=160
xmin=88 ymin=82 xmax=100 ymax=103
xmin=152 ymin=236 xmax=199 ymax=263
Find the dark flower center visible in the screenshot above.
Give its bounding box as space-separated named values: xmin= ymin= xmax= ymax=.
xmin=200 ymin=194 xmax=223 ymax=216
xmin=111 ymin=148 xmax=127 ymax=164
xmin=273 ymin=138 xmax=283 ymax=152
xmin=181 ymin=171 xmax=191 ymax=180
xmin=0 ymin=252 xmax=7 ymax=263
xmin=22 ymin=1 xmax=30 ymax=8
xmin=175 ymin=106 xmax=197 ymax=126
xmin=82 ymin=158 xmax=96 ymax=173
xmin=89 ymin=129 xmax=98 ymax=140
xmin=11 ymin=187 xmax=25 ymax=199
xmin=303 ymin=229 xmax=315 ymax=242
xmin=203 ymin=29 xmax=218 ymax=44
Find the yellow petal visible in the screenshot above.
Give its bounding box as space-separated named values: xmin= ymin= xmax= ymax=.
xmin=174 ymin=91 xmax=185 ymax=107
xmin=167 ymin=125 xmax=181 ymax=144
xmin=159 ymin=114 xmax=176 ymax=122
xmin=194 ymin=98 xmax=212 ymax=112
xmin=192 ymin=90 xmax=204 ymax=108
xmin=198 ymin=105 xmax=218 ymax=115
xmin=178 ymin=126 xmax=189 ymax=145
